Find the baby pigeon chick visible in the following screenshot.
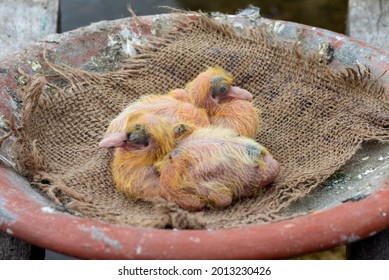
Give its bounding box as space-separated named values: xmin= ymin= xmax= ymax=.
xmin=185 ymin=66 xmax=260 ymax=138
xmin=105 ymin=89 xmax=209 ymax=135
xmin=157 ymin=124 xmax=280 ymax=211
xmin=99 ymin=113 xmax=176 ymax=199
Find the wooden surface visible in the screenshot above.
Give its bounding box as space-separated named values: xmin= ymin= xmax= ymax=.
xmin=0 ymin=231 xmax=31 ymax=259
xmin=347 ymin=0 xmax=389 ymax=50
xmin=0 ymin=0 xmax=59 ymax=60
xmin=347 ymin=230 xmax=389 ymax=260
xmin=346 ymin=0 xmax=389 ymax=260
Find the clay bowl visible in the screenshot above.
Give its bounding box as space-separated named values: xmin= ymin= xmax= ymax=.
xmin=1 ymin=13 xmax=389 ymax=259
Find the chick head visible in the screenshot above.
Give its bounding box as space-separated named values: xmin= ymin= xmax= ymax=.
xmin=185 ymin=66 xmax=253 ymax=114
xmin=99 ymin=113 xmax=176 ymax=162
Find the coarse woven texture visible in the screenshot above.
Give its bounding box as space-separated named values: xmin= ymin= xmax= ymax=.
xmin=10 ymin=14 xmax=389 ymax=229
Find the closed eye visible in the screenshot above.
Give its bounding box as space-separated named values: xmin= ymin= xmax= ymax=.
xmin=211 ymin=84 xmax=229 ymax=99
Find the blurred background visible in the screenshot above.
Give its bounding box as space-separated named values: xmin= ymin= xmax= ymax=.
xmin=60 ymin=0 xmax=348 ymax=34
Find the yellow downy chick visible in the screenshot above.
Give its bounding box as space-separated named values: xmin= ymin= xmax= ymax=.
xmin=105 ymin=89 xmax=209 ymax=135
xmin=158 ymin=125 xmax=280 ymax=211
xmin=99 ymin=113 xmax=176 ymax=199
xmin=185 ymin=66 xmax=260 ymax=138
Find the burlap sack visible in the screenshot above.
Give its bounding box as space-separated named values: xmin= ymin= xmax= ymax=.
xmin=9 ymin=14 xmax=389 ymax=229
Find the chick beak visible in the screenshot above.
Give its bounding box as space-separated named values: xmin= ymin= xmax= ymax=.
xmin=99 ymin=132 xmax=128 ymax=148
xmin=99 ymin=130 xmax=149 ymax=150
xmin=226 ymin=86 xmax=253 ymax=101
